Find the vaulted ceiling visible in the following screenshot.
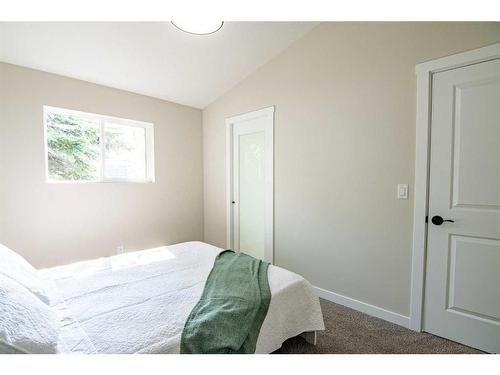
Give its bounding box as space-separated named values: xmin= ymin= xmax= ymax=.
xmin=0 ymin=22 xmax=317 ymax=108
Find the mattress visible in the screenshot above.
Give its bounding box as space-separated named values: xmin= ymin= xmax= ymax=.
xmin=39 ymin=241 xmax=324 ymax=354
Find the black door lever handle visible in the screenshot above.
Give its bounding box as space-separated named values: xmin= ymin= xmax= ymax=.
xmin=431 ymin=215 xmax=455 ymax=226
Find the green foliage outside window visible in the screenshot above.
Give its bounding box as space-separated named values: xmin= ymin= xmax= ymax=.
xmin=46 ymin=113 xmax=100 ymax=181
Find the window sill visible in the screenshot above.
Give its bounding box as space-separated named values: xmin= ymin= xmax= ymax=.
xmin=45 ymin=179 xmax=155 ymax=184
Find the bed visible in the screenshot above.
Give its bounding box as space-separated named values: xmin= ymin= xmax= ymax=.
xmin=34 ymin=241 xmax=324 ymax=354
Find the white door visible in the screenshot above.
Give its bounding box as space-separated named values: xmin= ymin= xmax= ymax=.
xmin=424 ymin=58 xmax=500 ymax=353
xmin=226 ymin=107 xmax=274 ymax=263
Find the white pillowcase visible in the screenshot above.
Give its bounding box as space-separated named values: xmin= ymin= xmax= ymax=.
xmin=0 ymin=243 xmax=50 ymax=304
xmin=0 ymin=274 xmax=59 ymax=353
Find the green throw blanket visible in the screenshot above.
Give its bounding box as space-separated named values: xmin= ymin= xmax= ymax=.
xmin=180 ymin=250 xmax=271 ymax=354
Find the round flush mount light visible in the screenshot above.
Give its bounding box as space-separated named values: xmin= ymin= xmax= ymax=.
xmin=171 ymin=21 xmax=224 ymax=35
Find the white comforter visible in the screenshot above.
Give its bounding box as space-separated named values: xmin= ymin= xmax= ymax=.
xmin=39 ymin=242 xmax=324 ymax=354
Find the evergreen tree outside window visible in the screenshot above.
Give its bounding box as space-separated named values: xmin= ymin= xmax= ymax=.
xmin=44 ymin=106 xmax=154 ymax=183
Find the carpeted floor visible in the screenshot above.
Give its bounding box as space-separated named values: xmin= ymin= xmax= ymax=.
xmin=274 ymin=299 xmax=483 ymax=354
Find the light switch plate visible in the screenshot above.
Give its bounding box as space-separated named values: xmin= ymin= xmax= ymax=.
xmin=397 ymin=184 xmax=408 ymax=200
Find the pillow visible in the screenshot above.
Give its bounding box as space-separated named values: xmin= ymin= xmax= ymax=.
xmin=0 ymin=274 xmax=59 ymax=353
xmin=0 ymin=243 xmax=50 ymax=304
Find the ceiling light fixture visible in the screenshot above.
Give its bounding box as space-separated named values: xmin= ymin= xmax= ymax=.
xmin=171 ymin=21 xmax=224 ymax=35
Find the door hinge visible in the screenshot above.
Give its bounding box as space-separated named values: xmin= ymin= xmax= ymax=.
xmin=425 ymin=215 xmax=428 ymax=223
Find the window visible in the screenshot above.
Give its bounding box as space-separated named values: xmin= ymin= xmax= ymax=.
xmin=44 ymin=106 xmax=154 ymax=183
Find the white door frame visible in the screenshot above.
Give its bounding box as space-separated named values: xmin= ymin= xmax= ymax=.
xmin=410 ymin=43 xmax=500 ymax=331
xmin=225 ymin=106 xmax=275 ymax=263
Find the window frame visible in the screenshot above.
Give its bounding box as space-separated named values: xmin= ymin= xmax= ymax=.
xmin=43 ymin=105 xmax=155 ymax=184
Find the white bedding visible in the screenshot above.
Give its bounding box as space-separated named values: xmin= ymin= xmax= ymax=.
xmin=39 ymin=241 xmax=324 ymax=354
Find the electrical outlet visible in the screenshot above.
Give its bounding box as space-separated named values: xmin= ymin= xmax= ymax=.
xmin=117 ymin=245 xmax=124 ymax=255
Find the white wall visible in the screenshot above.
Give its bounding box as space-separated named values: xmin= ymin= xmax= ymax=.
xmin=202 ymin=22 xmax=500 ymax=316
xmin=0 ymin=63 xmax=203 ymax=268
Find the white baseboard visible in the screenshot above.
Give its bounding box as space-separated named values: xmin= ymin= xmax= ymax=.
xmin=314 ymin=286 xmax=410 ymax=328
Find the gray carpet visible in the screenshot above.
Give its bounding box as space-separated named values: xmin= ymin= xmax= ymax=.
xmin=274 ymin=299 xmax=483 ymax=354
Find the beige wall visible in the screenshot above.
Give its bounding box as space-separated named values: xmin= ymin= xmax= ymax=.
xmin=202 ymin=22 xmax=500 ymax=316
xmin=0 ymin=63 xmax=203 ymax=268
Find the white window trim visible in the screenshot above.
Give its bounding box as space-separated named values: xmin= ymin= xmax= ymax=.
xmin=43 ymin=106 xmax=155 ymax=184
